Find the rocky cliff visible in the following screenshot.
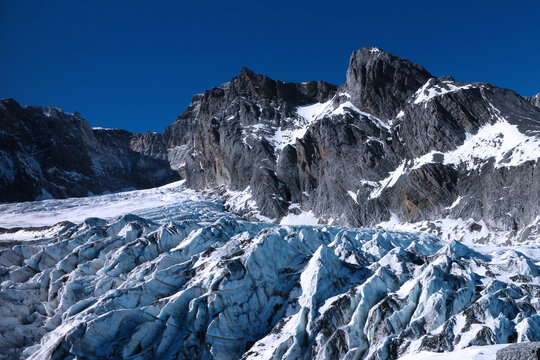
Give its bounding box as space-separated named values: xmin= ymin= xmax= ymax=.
xmin=0 ymin=99 xmax=178 ymax=202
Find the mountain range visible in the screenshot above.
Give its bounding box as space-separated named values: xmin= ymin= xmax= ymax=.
xmin=1 ymin=47 xmax=540 ymax=360
xmin=2 ymin=47 xmax=539 ymax=244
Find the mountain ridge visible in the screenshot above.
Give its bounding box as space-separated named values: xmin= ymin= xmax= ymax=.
xmin=0 ymin=98 xmax=178 ymax=201
xmin=1 ymin=47 xmax=539 ymax=246
xmin=160 ymin=47 xmax=540 ymax=241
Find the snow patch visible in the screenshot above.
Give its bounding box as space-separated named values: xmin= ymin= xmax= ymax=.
xmin=220 ymin=186 xmax=274 ymax=222
xmin=369 ymin=118 xmax=539 ymax=198
xmin=347 ymin=190 xmax=358 ymax=203
xmin=0 ymin=180 xmax=203 ymax=228
xmin=296 ymin=99 xmax=335 ymax=121
xmin=446 ymin=196 xmax=463 ymax=210
xmin=280 ymin=210 xmax=319 ymax=226
xmin=370 ymin=161 xmax=406 ymax=198
xmin=413 ymin=79 xmax=475 ymax=106
xmin=377 ymin=215 xmax=540 ymax=246
xmin=412 ymin=120 xmax=540 ymax=170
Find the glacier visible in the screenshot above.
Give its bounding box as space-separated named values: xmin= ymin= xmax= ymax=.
xmin=1 ymin=183 xmax=539 ymax=359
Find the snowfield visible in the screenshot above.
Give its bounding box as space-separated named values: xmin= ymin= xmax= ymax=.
xmin=1 ymin=184 xmax=539 ymax=360
xmin=0 ymin=180 xmax=205 ymax=230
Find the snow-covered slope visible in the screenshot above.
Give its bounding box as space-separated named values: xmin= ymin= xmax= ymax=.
xmin=0 ymin=181 xmax=202 ymax=229
xmin=1 ymin=185 xmax=539 ymax=360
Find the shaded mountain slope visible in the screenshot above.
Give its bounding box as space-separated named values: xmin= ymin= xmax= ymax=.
xmin=0 ymin=99 xmax=178 ymax=202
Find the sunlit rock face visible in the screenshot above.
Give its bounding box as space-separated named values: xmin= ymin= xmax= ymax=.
xmin=1 ymin=191 xmax=539 ymax=360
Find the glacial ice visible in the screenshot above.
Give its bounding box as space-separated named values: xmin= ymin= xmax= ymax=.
xmin=0 ymin=186 xmax=539 ymax=359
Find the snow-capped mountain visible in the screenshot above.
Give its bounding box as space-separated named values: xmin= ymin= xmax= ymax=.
xmin=1 ymin=47 xmax=540 ymax=360
xmin=162 ymin=47 xmax=540 ymax=246
xmin=1 ymin=183 xmax=539 ymax=360
xmin=1 ymin=47 xmax=539 ymax=244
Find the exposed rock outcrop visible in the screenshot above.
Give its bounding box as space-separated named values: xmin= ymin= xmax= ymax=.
xmin=342 ymin=47 xmax=433 ymax=119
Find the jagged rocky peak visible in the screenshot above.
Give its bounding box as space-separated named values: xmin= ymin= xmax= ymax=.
xmin=230 ymin=66 xmax=337 ymax=104
xmin=157 ymin=47 xmax=540 ymax=234
xmin=192 ymin=66 xmax=338 ymax=111
xmin=228 ymin=66 xmax=291 ymax=101
xmin=342 ymin=46 xmax=433 ymax=119
xmin=163 ymin=67 xmax=337 ymax=148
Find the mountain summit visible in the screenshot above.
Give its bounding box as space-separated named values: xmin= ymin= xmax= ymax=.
xmin=343 ymin=47 xmax=433 ymax=119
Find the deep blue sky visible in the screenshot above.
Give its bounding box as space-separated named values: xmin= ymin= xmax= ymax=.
xmin=1 ymin=1 xmax=539 ymax=133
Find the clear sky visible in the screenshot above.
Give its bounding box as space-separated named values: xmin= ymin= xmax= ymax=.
xmin=1 ymin=1 xmax=539 ymax=133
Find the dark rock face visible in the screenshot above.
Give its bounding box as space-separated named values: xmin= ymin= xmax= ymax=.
xmin=497 ymin=342 xmax=540 ymax=360
xmin=162 ymin=67 xmax=337 ymax=218
xmin=0 ymin=99 xmax=178 ymax=202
